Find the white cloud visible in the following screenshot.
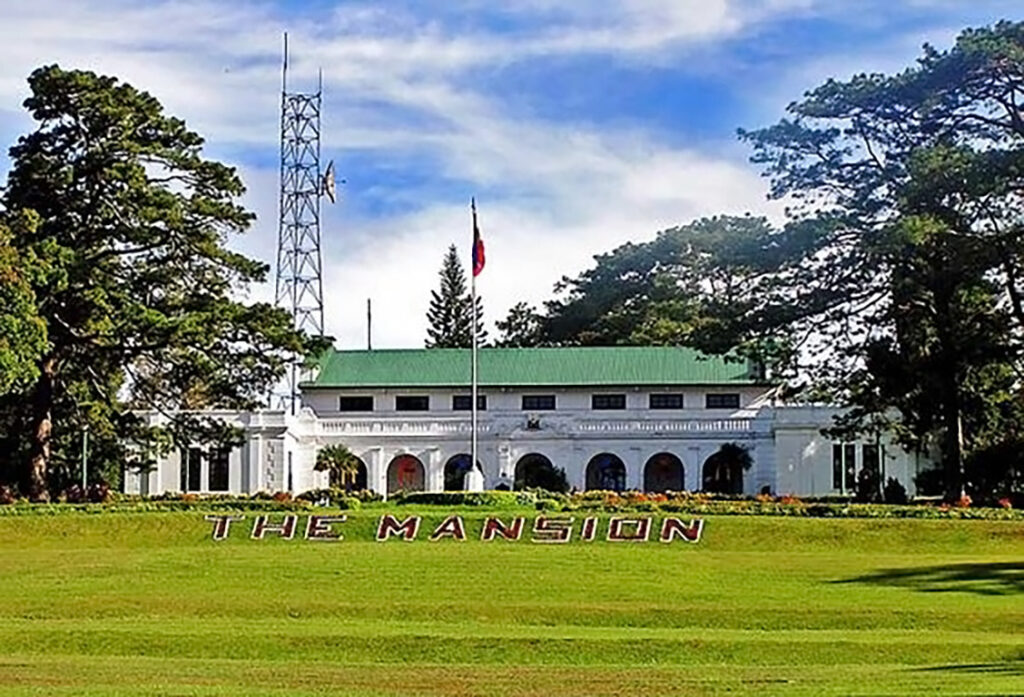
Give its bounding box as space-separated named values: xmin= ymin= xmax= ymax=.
xmin=0 ymin=0 xmax=794 ymax=349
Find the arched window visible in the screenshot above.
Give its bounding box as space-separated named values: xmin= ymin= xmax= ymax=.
xmin=643 ymin=452 xmax=684 ymax=493
xmin=585 ymin=453 xmax=627 ymax=491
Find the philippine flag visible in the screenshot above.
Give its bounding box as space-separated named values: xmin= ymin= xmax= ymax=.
xmin=472 ymin=198 xmax=485 ymax=277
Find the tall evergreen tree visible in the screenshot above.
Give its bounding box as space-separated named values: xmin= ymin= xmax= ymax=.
xmin=425 ymin=244 xmax=486 ymax=348
xmin=0 ymin=66 xmax=327 ymax=500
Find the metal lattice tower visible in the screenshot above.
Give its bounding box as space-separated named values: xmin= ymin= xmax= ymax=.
xmin=274 ymin=34 xmax=330 ymax=412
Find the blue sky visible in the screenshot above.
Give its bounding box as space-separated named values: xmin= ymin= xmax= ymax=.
xmin=0 ymin=0 xmax=1020 ymax=347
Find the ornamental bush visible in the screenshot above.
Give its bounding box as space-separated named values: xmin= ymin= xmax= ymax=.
xmin=396 ymin=491 xmax=536 ymax=508
xmin=0 ymin=485 xmax=16 ymax=505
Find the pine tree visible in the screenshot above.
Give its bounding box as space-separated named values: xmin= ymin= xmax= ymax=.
xmin=0 ymin=65 xmax=326 ymax=500
xmin=425 ymin=244 xmax=487 ymax=348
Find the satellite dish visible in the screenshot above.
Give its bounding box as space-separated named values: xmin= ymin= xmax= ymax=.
xmin=322 ymin=160 xmax=337 ymax=203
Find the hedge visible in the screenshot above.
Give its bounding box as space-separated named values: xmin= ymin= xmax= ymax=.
xmin=392 ymin=491 xmax=537 ymax=508
xmin=0 ymin=489 xmax=1020 ymax=520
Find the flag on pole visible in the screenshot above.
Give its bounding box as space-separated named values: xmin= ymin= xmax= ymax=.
xmin=471 ymin=198 xmax=485 ymax=276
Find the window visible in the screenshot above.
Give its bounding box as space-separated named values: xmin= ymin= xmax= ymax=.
xmin=453 ymin=395 xmax=487 ymax=410
xmin=338 ymin=396 xmax=374 ymax=412
xmin=649 ymin=393 xmax=684 ymax=409
xmin=522 ymin=394 xmax=556 ymax=410
xmin=832 ymin=443 xmax=857 ymax=493
xmin=705 ymin=393 xmax=740 ymax=409
xmin=591 ymin=394 xmax=626 ymax=410
xmin=396 ymin=395 xmax=430 ymax=411
xmin=181 ymin=447 xmax=202 ymax=492
xmin=863 ymin=444 xmax=881 ymax=473
xmin=209 ymin=447 xmax=230 ymax=492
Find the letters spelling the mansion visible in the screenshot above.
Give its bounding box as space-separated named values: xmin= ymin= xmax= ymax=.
xmin=203 ymin=514 xmax=705 ymax=544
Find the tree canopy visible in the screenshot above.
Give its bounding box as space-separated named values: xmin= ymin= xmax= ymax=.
xmin=0 ymin=65 xmax=326 ymax=500
xmin=0 ymin=211 xmax=47 ymax=395
xmin=530 ymin=21 xmax=1024 ymax=502
xmin=736 ymin=20 xmax=1024 ymax=500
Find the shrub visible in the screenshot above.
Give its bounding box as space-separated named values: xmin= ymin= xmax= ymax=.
xmin=883 ymin=477 xmax=908 ymax=505
xmin=855 ymin=467 xmax=882 ymax=503
xmin=396 ymin=491 xmax=536 ymax=508
xmin=87 ymin=483 xmax=111 ymax=504
xmin=296 ymin=488 xmax=364 ymax=510
xmin=914 ymin=466 xmax=945 ymax=496
xmin=0 ymin=485 xmax=16 ymax=505
xmin=62 ymin=484 xmax=86 ymax=504
xmin=347 ymin=489 xmax=383 ymax=503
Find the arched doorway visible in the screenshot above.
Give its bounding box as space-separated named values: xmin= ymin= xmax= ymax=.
xmin=513 ymin=453 xmax=568 ymax=492
xmin=443 ymin=454 xmax=482 ymax=490
xmin=701 ymin=443 xmax=751 ymax=494
xmin=329 ymin=456 xmax=369 ymax=492
xmin=585 ymin=453 xmax=627 ymax=491
xmin=387 ymin=454 xmax=425 ymax=495
xmin=644 ymin=452 xmax=684 ymax=493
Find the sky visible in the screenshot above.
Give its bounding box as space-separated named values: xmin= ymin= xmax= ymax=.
xmin=0 ymin=0 xmax=1019 ymax=348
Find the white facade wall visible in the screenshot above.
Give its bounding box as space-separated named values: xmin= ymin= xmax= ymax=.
xmin=126 ymin=387 xmax=927 ymax=498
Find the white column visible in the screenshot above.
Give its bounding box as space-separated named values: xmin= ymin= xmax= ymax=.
xmin=687 ymin=445 xmax=703 ymax=491
xmin=369 ymin=447 xmax=387 ymax=497
xmin=246 ymin=436 xmax=264 ymax=493
xmin=628 ymin=446 xmax=643 ymax=490
xmin=426 ymin=448 xmax=444 ymax=492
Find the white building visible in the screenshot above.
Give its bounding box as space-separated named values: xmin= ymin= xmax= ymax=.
xmin=127 ymin=346 xmax=924 ymax=498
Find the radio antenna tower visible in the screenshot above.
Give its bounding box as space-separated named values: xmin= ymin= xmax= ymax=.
xmin=274 ymin=33 xmax=336 ymax=413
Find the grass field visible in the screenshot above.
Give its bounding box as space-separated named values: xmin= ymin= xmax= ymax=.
xmin=0 ymin=509 xmax=1021 ymax=696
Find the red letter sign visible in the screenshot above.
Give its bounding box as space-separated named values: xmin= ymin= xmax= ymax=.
xmin=376 ymin=515 xmax=421 ymax=541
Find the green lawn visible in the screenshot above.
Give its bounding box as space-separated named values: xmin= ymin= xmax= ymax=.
xmin=0 ymin=510 xmax=1020 ymax=696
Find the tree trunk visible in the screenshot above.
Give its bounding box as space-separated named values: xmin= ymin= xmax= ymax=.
xmin=942 ymin=403 xmax=965 ymax=502
xmin=27 ymin=356 xmax=56 ymax=502
xmin=934 ymin=284 xmax=965 ymax=503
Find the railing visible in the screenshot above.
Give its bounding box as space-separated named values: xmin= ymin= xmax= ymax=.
xmin=318 ymin=419 xmax=493 ymax=436
xmin=576 ymin=419 xmax=753 ymax=433
xmin=316 ymin=415 xmax=755 ymax=436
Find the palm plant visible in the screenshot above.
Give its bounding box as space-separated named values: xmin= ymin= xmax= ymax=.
xmin=314 ymin=444 xmax=362 ymax=492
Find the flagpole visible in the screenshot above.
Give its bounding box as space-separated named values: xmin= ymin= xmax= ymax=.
xmin=470 ymin=198 xmax=479 ymax=487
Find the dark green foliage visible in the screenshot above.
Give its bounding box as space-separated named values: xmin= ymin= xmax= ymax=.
xmin=495 ymin=301 xmax=543 ymax=347
xmin=425 ymin=244 xmax=486 ymax=348
xmin=540 ymin=216 xmax=798 ymax=378
xmin=393 ymin=491 xmax=537 ymax=508
xmin=0 ymin=211 xmax=48 ymax=394
xmin=313 ymin=443 xmax=363 ymax=491
xmin=293 ymin=488 xmax=363 ymax=509
xmin=702 ymin=443 xmax=753 ymax=495
xmin=963 ymin=441 xmax=1024 ymax=506
xmin=884 ymin=477 xmax=908 ymax=505
xmin=0 ymin=65 xmax=326 ymax=499
xmin=856 ymin=467 xmax=883 ymax=504
xmin=1 ymin=492 xmax=1020 ymax=520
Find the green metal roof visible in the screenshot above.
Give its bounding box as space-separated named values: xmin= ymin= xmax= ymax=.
xmin=303 ymin=346 xmax=758 ymax=388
